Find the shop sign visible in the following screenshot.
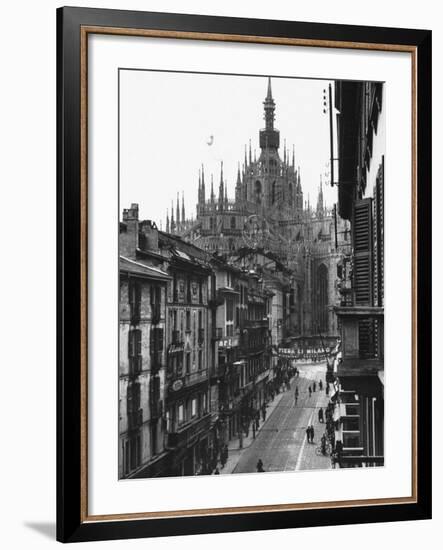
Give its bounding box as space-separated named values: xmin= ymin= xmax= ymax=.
xmin=171 ymin=379 xmax=184 ymax=392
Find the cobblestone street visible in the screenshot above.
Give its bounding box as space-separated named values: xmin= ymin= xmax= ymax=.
xmin=216 ymin=361 xmax=332 ymax=475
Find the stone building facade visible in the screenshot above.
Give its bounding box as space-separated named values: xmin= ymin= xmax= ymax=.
xmin=118 ymin=249 xmax=170 ymax=479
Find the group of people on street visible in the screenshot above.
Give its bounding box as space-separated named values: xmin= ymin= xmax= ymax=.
xmin=305 ymin=425 xmax=315 ymax=443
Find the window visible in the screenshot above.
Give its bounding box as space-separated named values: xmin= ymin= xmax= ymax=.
xmin=128 ymin=329 xmax=142 ymax=375
xmin=191 ymin=398 xmax=198 ymax=418
xmin=126 ymin=434 xmax=141 ymax=472
xmin=150 ymin=285 xmax=161 ymax=324
xmin=178 ymin=403 xmax=184 ymax=424
xmin=226 ymin=299 xmax=234 ymax=322
xmin=173 ymin=274 xmax=178 ymax=302
xmin=151 ymin=422 xmax=157 ymax=456
xmin=150 ymin=327 xmax=163 ymax=373
xmin=230 ymin=216 xmax=236 ymax=229
xmin=255 ymin=180 xmax=262 ymax=204
xmin=186 ymin=352 xmax=191 ymax=374
xmin=186 ymin=310 xmax=191 ymax=331
xmin=198 ymin=350 xmax=203 ymax=370
xmin=186 ymin=278 xmax=192 ymax=302
xmin=128 ymin=279 xmax=141 ymax=323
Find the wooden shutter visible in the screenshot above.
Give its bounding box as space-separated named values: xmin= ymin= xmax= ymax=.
xmin=373 ymin=158 xmax=384 ymax=307
xmin=135 ymin=329 xmax=142 ymax=356
xmin=128 ymin=330 xmax=135 ymax=358
xmin=353 ymin=198 xmax=373 ymax=306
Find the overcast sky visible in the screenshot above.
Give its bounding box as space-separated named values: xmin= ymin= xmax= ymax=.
xmin=119 ymin=70 xmax=337 ymax=227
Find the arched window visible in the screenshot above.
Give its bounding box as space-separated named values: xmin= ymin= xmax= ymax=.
xmin=271 ymin=181 xmax=276 ymax=205
xmin=230 ymin=216 xmax=236 ymax=229
xmin=317 ymin=264 xmax=329 ymax=332
xmin=255 ymin=180 xmax=262 ymax=204
xmin=288 ymin=182 xmax=293 ymax=205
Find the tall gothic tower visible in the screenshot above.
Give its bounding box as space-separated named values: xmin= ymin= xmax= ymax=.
xmin=238 ymin=78 xmax=302 ymax=215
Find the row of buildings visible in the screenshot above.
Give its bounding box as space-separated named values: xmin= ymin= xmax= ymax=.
xmin=119 ymin=205 xmax=294 ymax=477
xmin=330 ymin=79 xmax=385 ymax=466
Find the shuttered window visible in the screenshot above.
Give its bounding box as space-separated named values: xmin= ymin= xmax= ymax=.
xmin=373 ymin=157 xmax=384 ymax=307
xmin=353 ymin=198 xmax=373 ymax=306
xmin=128 ymin=279 xmax=141 ymax=323
xmin=128 ymin=329 xmax=142 ymax=375
xmin=150 ymin=327 xmax=164 ymax=373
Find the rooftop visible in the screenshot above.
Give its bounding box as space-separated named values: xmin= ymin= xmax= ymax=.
xmin=119 ymin=256 xmax=171 ymax=281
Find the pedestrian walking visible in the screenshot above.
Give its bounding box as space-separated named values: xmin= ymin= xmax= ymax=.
xmin=325 ymin=381 xmax=329 ymax=395
xmin=306 ymin=426 xmax=311 ymax=443
xmin=310 ymin=425 xmax=315 ymax=443
xmin=261 ymin=403 xmax=267 ymax=422
xmin=256 ymin=459 xmax=265 ymax=472
xmin=319 ymin=379 xmax=323 ymax=391
xmin=220 ymin=445 xmax=227 ymax=468
xmin=308 ymin=386 xmax=312 ymax=397
xmin=318 ymin=407 xmax=324 ymax=423
xmin=313 ymin=381 xmax=316 ymax=392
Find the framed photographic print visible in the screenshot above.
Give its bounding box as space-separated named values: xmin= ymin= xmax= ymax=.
xmin=57 ymin=6 xmax=432 ymax=543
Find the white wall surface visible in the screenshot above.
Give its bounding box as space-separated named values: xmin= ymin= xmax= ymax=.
xmin=0 ymin=0 xmax=438 ymax=548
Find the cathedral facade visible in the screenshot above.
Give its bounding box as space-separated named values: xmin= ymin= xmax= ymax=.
xmin=166 ymin=78 xmax=350 ymax=344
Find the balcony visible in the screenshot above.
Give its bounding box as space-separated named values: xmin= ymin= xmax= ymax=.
xmin=334 ymin=306 xmax=384 ymax=377
xmin=167 ymin=413 xmax=212 ymax=449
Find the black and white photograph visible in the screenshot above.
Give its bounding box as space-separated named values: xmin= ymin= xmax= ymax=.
xmin=118 ymin=70 xmax=385 ymax=479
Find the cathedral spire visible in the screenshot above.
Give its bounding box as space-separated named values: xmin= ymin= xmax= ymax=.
xmin=201 ymin=164 xmax=206 ymax=205
xmin=170 ymin=200 xmax=175 ymax=232
xmin=316 ymin=177 xmax=324 ymax=218
xmin=218 ymin=161 xmax=224 ymax=208
xmin=166 ymin=208 xmax=170 ymax=234
xmin=236 ymin=162 xmax=242 ymax=203
xmin=249 ymin=139 xmax=252 ymax=164
xmin=259 ymin=77 xmax=279 ymax=151
xmin=176 ymin=193 xmax=180 ymax=227
xmin=210 ymin=174 xmax=215 ymax=203
xmin=264 ymin=77 xmax=275 ymax=131
xmin=182 ymin=191 xmax=185 ymax=223
xmin=292 ymin=145 xmax=295 ymax=168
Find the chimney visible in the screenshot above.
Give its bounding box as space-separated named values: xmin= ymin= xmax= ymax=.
xmin=139 ymin=219 xmax=159 ymax=252
xmin=120 ymin=203 xmax=139 ymax=259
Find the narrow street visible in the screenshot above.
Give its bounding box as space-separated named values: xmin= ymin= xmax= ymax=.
xmin=227 ymin=362 xmax=332 ymax=474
